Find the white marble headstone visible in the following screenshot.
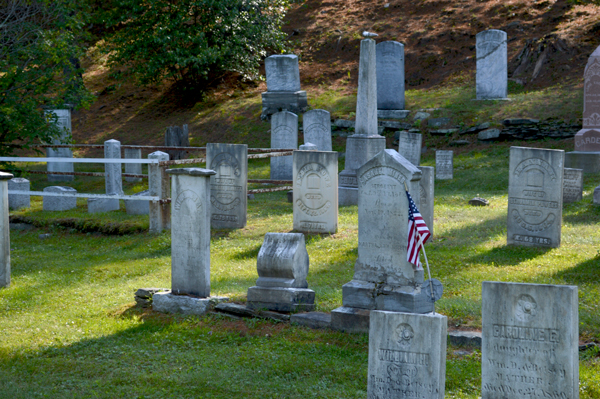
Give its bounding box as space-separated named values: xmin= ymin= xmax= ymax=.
xmin=45 ymin=109 xmax=74 ymax=181
xmin=398 ymin=132 xmax=422 ymax=166
xmin=418 ymin=166 xmax=434 ymax=237
xmin=476 ymin=30 xmax=508 ymax=100
xmin=271 ymin=111 xmax=298 ymax=180
xmin=435 ymin=150 xmax=453 ymax=180
xmin=303 ymin=109 xmax=332 ymax=151
xmin=562 ymin=168 xmax=583 ymax=203
xmin=376 ymin=41 xmax=405 ymax=110
xmin=265 ymin=55 xmax=301 ymax=92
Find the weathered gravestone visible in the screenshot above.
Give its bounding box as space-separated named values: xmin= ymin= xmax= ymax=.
xmin=482 ymin=282 xmax=578 ymax=399
xmin=376 ymin=41 xmax=406 ymax=112
xmin=562 ymin=168 xmax=583 ymax=203
xmin=247 ymin=233 xmax=315 ymax=312
xmin=0 ymin=172 xmax=13 ymax=287
xmin=88 ymin=139 xmax=122 ymax=213
xmin=206 ymin=143 xmax=248 ymax=229
xmin=507 ymin=147 xmax=564 ymax=248
xmin=332 ymin=150 xmax=434 ymax=333
xmin=45 ymin=108 xmax=74 ymax=181
xmin=124 ymin=148 xmax=142 ymax=183
xmin=124 ymin=190 xmax=150 ymax=215
xmin=43 ymin=186 xmax=77 ymax=211
xmin=271 ymin=111 xmax=298 ymax=180
xmin=566 ymin=45 xmax=600 ymax=173
xmin=435 ymin=150 xmax=453 ymax=180
xmin=303 ymin=109 xmax=332 ymax=151
xmin=368 ymin=310 xmax=447 ymax=399
xmin=261 ymin=55 xmax=308 ymax=119
xmin=8 ymin=178 xmax=30 ymax=210
xmin=397 ymin=131 xmax=422 ymax=166
xmin=476 ymin=30 xmax=508 ymax=100
xmin=165 ymin=125 xmax=189 ymax=160
xmin=418 ymin=166 xmax=434 ymax=237
xmin=293 ymin=150 xmax=338 ymax=234
xmin=339 ymin=38 xmax=386 ymax=206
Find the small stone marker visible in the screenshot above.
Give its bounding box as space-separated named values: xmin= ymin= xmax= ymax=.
xmin=206 ymin=143 xmax=248 ymax=229
xmin=476 ymin=30 xmax=508 ymax=100
xmin=43 ymin=186 xmax=77 ymax=211
xmin=418 ymin=166 xmax=434 ymax=236
xmin=165 ymin=125 xmax=189 ymax=160
xmin=7 ymin=178 xmax=30 ymax=210
xmin=368 ymin=310 xmax=447 ymax=399
xmin=562 ymin=168 xmax=583 ymax=203
xmin=261 ymin=54 xmax=308 ymax=119
xmin=507 ymin=146 xmax=564 ymax=248
xmin=303 ymin=109 xmax=332 ymax=151
xmin=247 ymin=233 xmax=315 ymax=312
xmin=469 ymin=197 xmax=489 ymax=206
xmin=376 ymin=41 xmax=405 ymax=111
xmin=124 ymin=190 xmax=150 ymax=215
xmin=45 ymin=108 xmax=74 ymax=182
xmin=293 ymin=150 xmax=338 ymax=234
xmin=271 ymin=111 xmax=298 ymax=180
xmin=397 ymin=131 xmax=422 ymax=166
xmin=89 ymin=139 xmax=122 ymax=213
xmin=1 ymin=172 xmax=14 ymax=287
xmin=482 ymin=281 xmax=578 ymax=399
xmin=124 ymin=148 xmax=142 ymax=183
xmin=435 ymin=150 xmax=453 ymax=180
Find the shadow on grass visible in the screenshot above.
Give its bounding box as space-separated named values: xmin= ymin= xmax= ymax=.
xmin=466 ymin=245 xmax=552 ymax=267
xmin=432 ymin=214 xmax=506 ymax=247
xmin=562 ymin=202 xmax=600 ymax=226
xmin=551 ymin=255 xmax=600 ymax=285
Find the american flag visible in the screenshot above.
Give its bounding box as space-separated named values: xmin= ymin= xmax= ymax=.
xmin=406 ymin=190 xmax=431 ymax=269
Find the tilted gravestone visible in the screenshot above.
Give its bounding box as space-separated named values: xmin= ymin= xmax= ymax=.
xmin=124 ymin=148 xmax=142 ymax=183
xmin=8 ymin=178 xmax=30 ymax=210
xmin=476 ymin=30 xmax=508 ymax=100
xmin=0 ymin=172 xmax=13 ymax=287
xmin=435 ymin=150 xmax=453 ymax=180
xmin=247 ymin=233 xmax=315 ymax=312
xmin=270 ymin=111 xmax=298 ymax=180
xmin=562 ymin=168 xmax=583 ymax=203
xmin=88 ymin=139 xmax=121 ymax=213
xmin=376 ymin=41 xmax=406 ymax=111
xmin=482 ymin=282 xmax=578 ymax=399
xmin=302 ymin=109 xmax=332 ymax=151
xmin=507 ymin=147 xmax=564 ymax=248
xmin=368 ymin=310 xmax=447 ymax=399
xmin=397 ymin=131 xmax=422 ymax=166
xmin=206 ymin=143 xmax=248 ymax=229
xmin=293 ymin=150 xmax=338 ymax=234
xmin=43 ymin=186 xmax=77 ymax=211
xmin=45 ymin=109 xmax=74 ymax=182
xmin=165 ymin=125 xmax=189 ymax=160
xmin=418 ymin=166 xmax=434 ymax=237
xmin=261 ymin=55 xmax=308 ymax=119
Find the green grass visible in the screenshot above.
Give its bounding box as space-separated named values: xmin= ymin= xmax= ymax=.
xmin=2 ymin=144 xmax=600 ymax=398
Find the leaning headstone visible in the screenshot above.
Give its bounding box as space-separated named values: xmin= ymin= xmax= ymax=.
xmin=376 ymin=41 xmax=406 ymax=111
xmin=303 ymin=109 xmax=332 ymax=151
xmin=165 ymin=125 xmax=189 ymax=160
xmin=270 ymin=111 xmax=298 ymax=180
xmin=507 ymin=146 xmax=564 ymax=248
xmin=397 ymin=131 xmax=422 ymax=166
xmin=43 ymin=186 xmax=77 ymax=211
xmin=247 ymin=233 xmax=315 ymax=312
xmin=45 ymin=108 xmax=74 ymax=181
xmin=0 ymin=172 xmax=13 ymax=287
xmin=7 ymin=178 xmax=30 ymax=210
xmin=418 ymin=166 xmax=434 ymax=237
xmin=293 ymin=150 xmax=338 ymax=234
xmin=482 ymin=281 xmax=578 ymax=399
xmin=89 ymin=139 xmax=121 ymax=213
xmin=206 ymin=143 xmax=248 ymax=229
xmin=339 ymin=38 xmax=386 ymax=205
xmin=261 ymin=55 xmax=308 ymax=119
xmin=124 ymin=148 xmax=142 ymax=183
xmin=562 ymin=168 xmax=583 ymax=203
xmin=124 ymin=190 xmax=150 ymax=215
xmin=435 ymin=150 xmax=453 ymax=180
xmin=368 ymin=311 xmax=447 ymax=399
xmin=476 ymin=30 xmax=508 ymax=100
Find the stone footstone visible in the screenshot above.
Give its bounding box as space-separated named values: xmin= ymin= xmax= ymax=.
xmin=271 ymin=111 xmax=298 ymax=180
xmin=8 ymin=178 xmax=30 ymax=210
xmin=152 ymin=291 xmax=228 ymax=316
xmin=88 ymin=197 xmax=120 ymax=213
xmin=563 ymin=168 xmax=583 ymax=203
xmin=43 ymin=186 xmax=77 ymax=211
xmin=125 ymin=190 xmax=150 ymax=215
xmin=303 ymin=110 xmax=332 ymax=151
xmin=476 ymin=29 xmax=508 ymax=100
xmin=290 ymin=312 xmax=331 ymax=329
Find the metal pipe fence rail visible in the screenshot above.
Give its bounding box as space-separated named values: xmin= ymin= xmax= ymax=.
xmin=2 ymin=144 xmax=295 ymax=153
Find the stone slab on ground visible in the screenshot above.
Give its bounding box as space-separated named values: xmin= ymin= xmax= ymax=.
xmin=330 ymin=306 xmax=371 ymax=333
xmin=152 ymin=291 xmax=228 ymax=316
xmin=290 ymin=312 xmax=331 ymax=329
xmin=214 ymin=302 xmax=291 ymax=322
xmin=448 ymin=331 xmax=482 ymax=348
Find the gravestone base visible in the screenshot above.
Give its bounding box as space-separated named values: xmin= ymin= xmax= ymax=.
xmin=261 ymin=91 xmax=308 ymax=120
xmin=377 ymin=110 xmax=410 ymax=119
xmin=330 ymin=306 xmax=371 ymax=333
xmin=152 ymin=291 xmax=228 ymax=316
xmin=342 ymin=280 xmax=435 ymax=313
xmin=338 ymin=186 xmax=359 ymax=206
xmin=88 ymin=197 xmax=120 ymax=213
xmin=565 ymin=151 xmax=600 ymax=173
xmin=246 ymin=286 xmax=315 ymax=312
xmin=124 ymin=190 xmax=150 ymax=215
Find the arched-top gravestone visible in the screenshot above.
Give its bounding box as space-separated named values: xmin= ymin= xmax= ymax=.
xmin=376 ymin=41 xmax=405 ymax=111
xmin=270 ymin=111 xmax=298 ymax=180
xmin=476 ymin=30 xmax=507 ymax=100
xmin=302 ymin=109 xmax=332 ymax=151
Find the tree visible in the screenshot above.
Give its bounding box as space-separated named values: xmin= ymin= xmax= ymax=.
xmin=100 ymin=0 xmax=289 ymax=87
xmin=0 ymin=0 xmax=93 ymax=157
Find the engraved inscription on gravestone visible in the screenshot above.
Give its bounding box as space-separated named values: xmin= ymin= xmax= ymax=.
xmin=563 ymin=168 xmax=583 ymax=203
xmin=303 ymin=109 xmax=332 ymax=151
xmin=271 ymin=111 xmax=298 ymax=180
xmin=435 ymin=150 xmax=453 ymax=180
xmin=476 ymin=30 xmax=508 ymax=100
xmin=376 ymin=41 xmax=406 ymax=110
xmin=398 ymin=132 xmax=422 ymax=166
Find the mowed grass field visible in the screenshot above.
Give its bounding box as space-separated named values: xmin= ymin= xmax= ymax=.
xmin=1 ymin=144 xmax=600 ymax=398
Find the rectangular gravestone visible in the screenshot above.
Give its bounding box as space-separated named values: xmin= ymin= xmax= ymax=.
xmin=261 ymin=55 xmax=308 ymax=119
xmin=206 ymin=143 xmax=248 ymax=229
xmin=476 ymin=30 xmax=508 ymax=100
xmin=293 ymin=150 xmax=338 ymax=234
xmin=482 ymin=282 xmax=578 ymax=399
xmin=398 ymin=131 xmax=422 ymax=166
xmin=435 ymin=150 xmax=453 ymax=180
xmin=507 ymin=147 xmax=564 ymax=248
xmin=0 ymin=172 xmax=13 ymax=287
xmin=368 ymin=310 xmax=447 ymax=399
xmin=45 ymin=109 xmax=74 ymax=181
xmin=271 ymin=111 xmax=298 ymax=180
xmin=563 ymin=168 xmax=583 ymax=203
xmin=124 ymin=148 xmax=142 ymax=183
xmin=124 ymin=190 xmax=150 ymax=215
xmin=418 ymin=166 xmax=434 ymax=237
xmin=43 ymin=186 xmax=77 ymax=211
xmin=89 ymin=139 xmax=121 ymax=213
xmin=376 ymin=41 xmax=406 ymax=111
xmin=8 ymin=178 xmax=30 ymax=210
xmin=165 ymin=125 xmax=189 ymax=160
xmin=303 ymin=109 xmax=332 ymax=151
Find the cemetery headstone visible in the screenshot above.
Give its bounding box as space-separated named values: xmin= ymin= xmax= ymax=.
xmin=418 ymin=166 xmax=434 ymax=237
xmin=368 ymin=310 xmax=447 ymax=399
xmin=247 ymin=233 xmax=315 ymax=312
xmin=124 ymin=190 xmax=150 ymax=215
xmin=482 ymin=281 xmax=578 ymax=399
xmin=563 ymin=168 xmax=583 ymax=203
xmin=507 ymin=146 xmax=564 ymax=248
xmin=45 ymin=108 xmax=74 ymax=181
xmin=435 ymin=150 xmax=453 ymax=180
xmin=206 ymin=143 xmax=248 ymax=229
xmin=299 ymin=143 xmax=318 ymax=151
xmin=270 ymin=111 xmax=298 ymax=180
xmin=398 ymin=131 xmax=422 ymax=166
xmin=261 ymin=55 xmax=308 ymax=119
xmin=476 ymin=30 xmax=508 ymax=100
xmin=88 ymin=139 xmax=122 ymax=213
xmin=124 ymin=148 xmax=142 ymax=183
xmin=376 ymin=41 xmax=406 ymax=111
xmin=293 ymin=150 xmax=338 ymax=234
xmin=303 ymin=109 xmax=332 ymax=151
xmin=8 ymin=178 xmax=30 ymax=210
xmin=148 ymin=151 xmax=170 ymax=233
xmin=0 ymin=172 xmax=13 ymax=287
xmin=43 ymin=186 xmax=77 ymax=211
xmin=165 ymin=124 xmax=189 ymax=160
